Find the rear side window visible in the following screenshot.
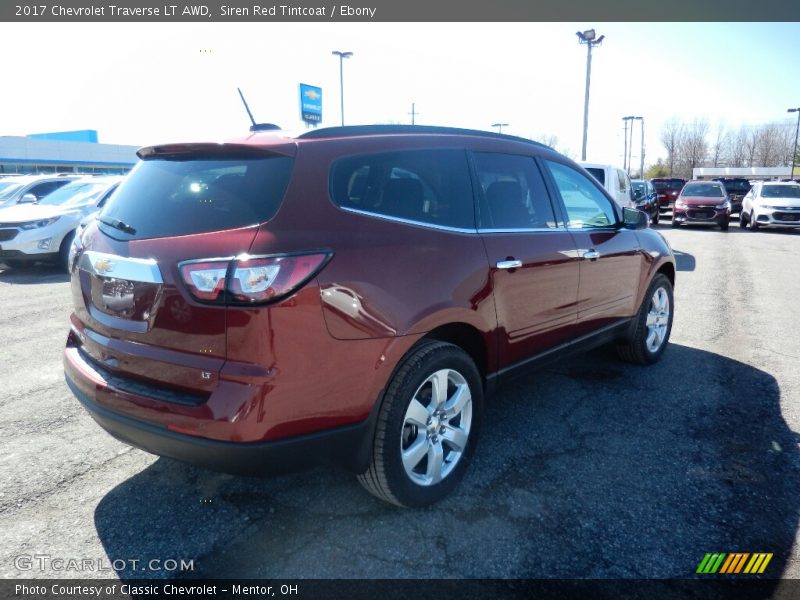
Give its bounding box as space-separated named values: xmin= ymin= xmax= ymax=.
xmin=472 ymin=153 xmax=557 ymax=229
xmin=545 ymin=161 xmax=617 ymax=229
xmin=585 ymin=168 xmax=606 ymax=186
xmin=330 ymin=150 xmax=474 ymax=229
xmin=99 ymin=157 xmax=293 ymax=240
xmin=617 ymin=170 xmax=629 ymax=195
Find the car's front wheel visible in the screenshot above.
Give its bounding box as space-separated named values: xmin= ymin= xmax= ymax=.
xmin=358 ymin=341 xmax=483 ymax=507
xmin=739 ymin=211 xmax=748 ymax=229
xmin=617 ymin=273 xmax=674 ymax=365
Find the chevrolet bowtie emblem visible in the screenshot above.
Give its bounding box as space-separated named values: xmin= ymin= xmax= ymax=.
xmin=94 ymin=258 xmax=115 ymax=274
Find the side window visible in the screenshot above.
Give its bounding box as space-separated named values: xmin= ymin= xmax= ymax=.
xmin=30 ymin=181 xmax=66 ymax=199
xmin=472 ymin=152 xmax=557 ymax=229
xmin=617 ymin=170 xmax=629 ymax=195
xmin=330 ymin=150 xmax=474 ymax=229
xmin=545 ymin=161 xmax=618 ymax=229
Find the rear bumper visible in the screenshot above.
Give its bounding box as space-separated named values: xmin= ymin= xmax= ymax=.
xmin=65 ymin=370 xmax=375 ymax=475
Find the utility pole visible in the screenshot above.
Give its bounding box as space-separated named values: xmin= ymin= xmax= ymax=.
xmin=409 ymin=102 xmax=419 ymax=125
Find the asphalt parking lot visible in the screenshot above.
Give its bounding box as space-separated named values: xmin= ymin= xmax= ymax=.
xmin=1 ymin=222 xmax=799 ymax=582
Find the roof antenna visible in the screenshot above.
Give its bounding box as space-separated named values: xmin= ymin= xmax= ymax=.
xmin=237 ymin=88 xmax=281 ymax=132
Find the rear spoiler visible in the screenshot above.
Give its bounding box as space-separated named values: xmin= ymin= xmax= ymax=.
xmin=137 ymin=142 xmax=296 ymax=160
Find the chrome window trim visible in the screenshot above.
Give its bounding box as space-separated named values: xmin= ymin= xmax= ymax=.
xmin=478 ymin=227 xmax=567 ymax=233
xmin=338 ymin=206 xmax=478 ymax=234
xmin=79 ymin=250 xmax=163 ymax=284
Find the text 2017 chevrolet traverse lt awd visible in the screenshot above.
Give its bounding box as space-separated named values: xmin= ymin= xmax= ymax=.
xmin=64 ymin=126 xmax=675 ymax=507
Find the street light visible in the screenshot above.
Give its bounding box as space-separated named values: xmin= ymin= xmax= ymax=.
xmin=577 ymin=28 xmax=605 ymax=161
xmin=622 ymin=116 xmax=634 ymax=171
xmin=789 ymin=108 xmax=800 ymax=181
xmin=332 ymin=50 xmax=353 ymax=126
xmin=635 ymin=116 xmax=644 ymax=179
xmin=491 ymin=123 xmax=509 ymax=134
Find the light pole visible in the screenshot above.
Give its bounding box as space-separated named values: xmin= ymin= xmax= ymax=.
xmin=491 ymin=123 xmax=509 ymax=134
xmin=332 ymin=50 xmax=353 ymax=126
xmin=789 ymin=108 xmax=800 ymax=181
xmin=635 ymin=116 xmax=644 ymax=179
xmin=577 ymin=28 xmax=605 ymax=161
xmin=622 ymin=116 xmax=634 ymax=171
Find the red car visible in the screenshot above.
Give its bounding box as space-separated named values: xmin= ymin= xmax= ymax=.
xmin=64 ymin=125 xmax=676 ymax=507
xmin=671 ymin=180 xmax=731 ymax=230
xmin=651 ymin=177 xmax=686 ymax=213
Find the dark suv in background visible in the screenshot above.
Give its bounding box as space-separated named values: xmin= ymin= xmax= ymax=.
xmin=712 ymin=178 xmax=751 ymax=214
xmin=64 ymin=125 xmax=676 ymax=507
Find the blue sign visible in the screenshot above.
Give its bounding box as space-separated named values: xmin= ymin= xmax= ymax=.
xmin=299 ymin=84 xmax=322 ymax=125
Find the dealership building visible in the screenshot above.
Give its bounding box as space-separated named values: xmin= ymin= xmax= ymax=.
xmin=0 ymin=130 xmax=138 ymax=175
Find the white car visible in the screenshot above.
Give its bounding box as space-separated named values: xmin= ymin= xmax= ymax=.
xmin=0 ymin=174 xmax=79 ymax=207
xmin=0 ymin=176 xmax=121 ymax=270
xmin=578 ymin=162 xmax=635 ymax=209
xmin=739 ymin=181 xmax=800 ymax=231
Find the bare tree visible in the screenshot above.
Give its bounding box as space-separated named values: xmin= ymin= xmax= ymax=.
xmin=677 ymin=118 xmax=709 ymax=179
xmin=723 ymin=126 xmax=746 ymax=167
xmin=660 ymin=118 xmax=682 ymax=176
xmin=710 ymin=122 xmax=729 ymax=168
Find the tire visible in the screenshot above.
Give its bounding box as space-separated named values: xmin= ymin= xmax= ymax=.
xmin=357 ymin=341 xmax=483 ymax=507
xmin=617 ymin=273 xmax=674 ymax=365
xmin=739 ymin=212 xmax=748 ymax=229
xmin=58 ymin=230 xmax=75 ymax=272
xmin=720 ymin=220 xmax=729 ymax=231
xmin=671 ymin=219 xmax=679 ymax=228
xmin=652 ymin=211 xmax=660 ymax=226
xmin=749 ymin=214 xmax=759 ymax=231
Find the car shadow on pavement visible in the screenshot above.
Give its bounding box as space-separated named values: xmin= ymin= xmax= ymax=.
xmin=93 ymin=344 xmax=799 ymax=583
xmin=0 ymin=265 xmax=69 ymax=284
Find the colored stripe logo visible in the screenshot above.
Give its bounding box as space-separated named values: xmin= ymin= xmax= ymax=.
xmin=696 ymin=553 xmax=773 ymax=574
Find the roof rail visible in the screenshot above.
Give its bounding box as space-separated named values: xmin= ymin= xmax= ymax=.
xmin=296 ymin=125 xmax=550 ymax=149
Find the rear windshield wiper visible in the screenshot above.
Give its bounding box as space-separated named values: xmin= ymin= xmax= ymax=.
xmin=97 ymin=216 xmax=136 ymax=235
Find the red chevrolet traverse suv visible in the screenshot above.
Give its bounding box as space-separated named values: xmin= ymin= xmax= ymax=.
xmin=64 ymin=126 xmax=676 ymax=507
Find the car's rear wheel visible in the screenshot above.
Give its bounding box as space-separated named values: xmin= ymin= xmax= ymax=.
xmin=358 ymin=341 xmax=482 ymax=507
xmin=617 ymin=273 xmax=673 ymax=365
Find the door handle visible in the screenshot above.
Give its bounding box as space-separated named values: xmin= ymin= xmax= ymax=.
xmin=496 ymin=259 xmax=522 ymax=270
xmin=583 ymin=250 xmax=600 ymax=261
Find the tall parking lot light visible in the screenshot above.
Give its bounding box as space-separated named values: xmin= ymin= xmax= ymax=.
xmin=789 ymin=108 xmax=800 ymax=180
xmin=492 ymin=123 xmax=509 ymax=134
xmin=577 ymin=29 xmax=605 ymax=161
xmin=622 ymin=116 xmax=634 ymax=171
xmin=635 ymin=116 xmax=644 ymax=179
xmin=332 ymin=50 xmax=353 ymax=126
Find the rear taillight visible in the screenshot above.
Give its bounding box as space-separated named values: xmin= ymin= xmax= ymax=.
xmin=178 ymin=251 xmax=332 ymax=305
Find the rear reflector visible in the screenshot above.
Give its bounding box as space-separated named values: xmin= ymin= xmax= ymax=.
xmin=178 ymin=251 xmax=332 ymax=305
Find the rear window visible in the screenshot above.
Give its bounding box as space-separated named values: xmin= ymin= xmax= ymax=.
xmin=652 ymin=179 xmax=685 ymax=190
xmin=98 ymin=157 xmax=293 ymax=239
xmin=330 ymin=149 xmax=474 ymax=229
xmin=584 ymin=168 xmax=606 ymax=186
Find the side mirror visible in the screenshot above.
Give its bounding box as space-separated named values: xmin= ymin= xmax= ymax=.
xmin=633 ymin=189 xmax=643 ymax=200
xmin=19 ymin=193 xmax=38 ymax=204
xmin=622 ymin=206 xmax=648 ymax=230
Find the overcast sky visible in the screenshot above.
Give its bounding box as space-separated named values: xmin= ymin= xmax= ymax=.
xmin=2 ymin=22 xmax=798 ymax=167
